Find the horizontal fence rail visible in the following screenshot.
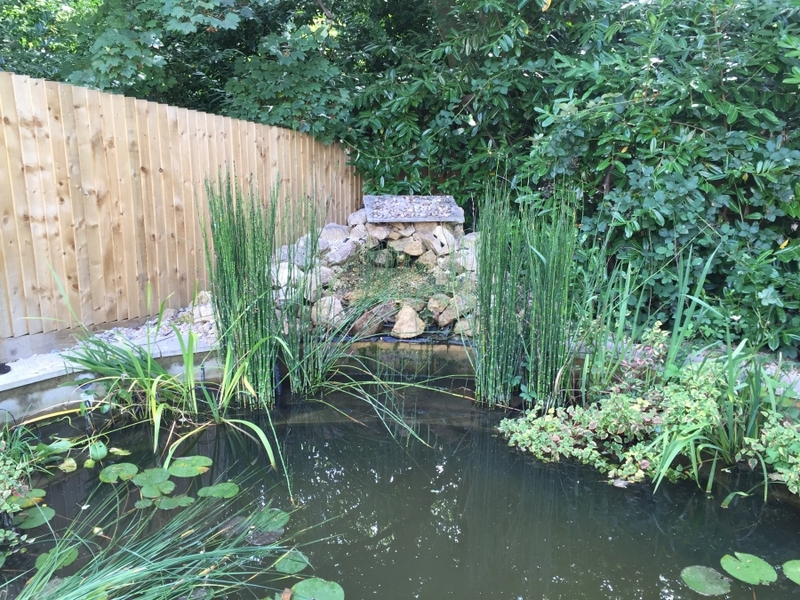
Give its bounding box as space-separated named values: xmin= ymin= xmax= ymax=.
xmin=0 ymin=72 xmax=362 ymax=361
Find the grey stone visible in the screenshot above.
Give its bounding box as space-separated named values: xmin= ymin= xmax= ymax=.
xmin=453 ymin=248 xmax=477 ymax=273
xmin=437 ymin=304 xmax=458 ymax=327
xmin=347 ymin=208 xmax=367 ymax=227
xmin=319 ymin=223 xmax=350 ymax=245
xmin=325 ymin=240 xmax=356 ymax=266
xmin=403 ymin=235 xmax=426 ymax=257
xmin=416 ymin=250 xmax=438 ymax=269
xmin=427 ymin=294 xmax=451 ymax=316
xmin=302 ymin=271 xmax=323 ymax=302
xmin=365 ymin=235 xmax=382 ymax=250
xmin=318 ymin=265 xmax=335 ymax=286
xmin=191 ymin=304 xmax=213 ymax=323
xmin=349 ymin=301 xmax=397 ymax=337
xmin=460 ymin=231 xmax=479 ymax=251
xmin=349 ymin=223 xmax=367 ymax=242
xmin=311 ymin=296 xmax=345 ymax=328
xmin=414 ymin=222 xmax=438 ymax=234
xmin=400 ymin=298 xmax=427 ymax=313
xmin=433 ymin=225 xmax=455 ymax=255
xmin=365 ymin=222 xmax=391 ymax=241
xmin=387 ymin=238 xmax=410 ymax=253
xmin=392 ymin=223 xmax=416 ymax=237
xmin=453 ymin=318 xmax=473 ymax=338
xmin=272 ymin=262 xmax=304 ymax=288
xmin=453 ymin=292 xmax=476 ymax=313
xmin=391 ymin=306 xmax=426 ymax=339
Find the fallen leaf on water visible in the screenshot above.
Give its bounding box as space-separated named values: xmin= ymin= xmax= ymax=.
xmin=281 ymin=588 xmax=292 ymax=600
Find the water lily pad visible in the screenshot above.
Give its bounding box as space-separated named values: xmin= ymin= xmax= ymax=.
xmin=720 ymin=552 xmax=777 ymax=585
xmin=274 ymin=549 xmax=309 ymax=574
xmin=132 ymin=468 xmax=171 ymax=487
xmin=783 ymin=560 xmax=800 ymax=585
xmin=197 ymin=482 xmax=239 ymax=499
xmin=35 ymin=547 xmax=78 ymax=570
xmin=291 ymin=578 xmax=345 ymax=600
xmin=9 ymin=489 xmax=45 ymax=509
xmin=89 ymin=441 xmax=108 ymax=461
xmin=681 ymin=566 xmax=731 ymax=596
xmin=155 ymin=495 xmax=194 ymax=510
xmin=168 ymin=456 xmax=212 ymax=478
xmin=248 ymin=527 xmax=284 ymax=546
xmin=16 ymin=506 xmax=56 ymax=529
xmin=253 ymin=508 xmax=290 ymax=532
xmin=84 ymin=459 xmax=96 ymax=469
xmin=99 ymin=462 xmax=138 ymax=483
xmin=135 ymin=499 xmax=153 ymax=509
xmin=140 ymin=480 xmax=176 ymax=498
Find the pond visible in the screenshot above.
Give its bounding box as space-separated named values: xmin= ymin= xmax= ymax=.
xmin=24 ymin=390 xmax=800 ymax=599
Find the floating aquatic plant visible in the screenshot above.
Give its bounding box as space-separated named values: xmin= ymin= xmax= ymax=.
xmin=720 ymin=552 xmax=777 ymax=586
xmin=680 ymin=565 xmax=731 ymax=596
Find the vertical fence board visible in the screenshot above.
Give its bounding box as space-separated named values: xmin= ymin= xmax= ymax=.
xmin=59 ymin=84 xmax=93 ymax=325
xmin=0 ymin=73 xmax=362 ymax=354
xmin=146 ymin=103 xmax=168 ymax=305
xmin=99 ymin=91 xmax=127 ymax=321
xmin=164 ymin=105 xmax=186 ymax=307
xmin=28 ymin=78 xmax=68 ymax=332
xmin=110 ymin=93 xmax=138 ymax=320
xmin=177 ymin=108 xmax=197 ymax=293
xmin=10 ymin=78 xmax=45 ymax=334
xmin=85 ymin=90 xmax=117 ymax=324
xmin=191 ymin=109 xmax=210 ymax=287
xmin=136 ymin=99 xmax=159 ymax=306
xmin=0 ymin=73 xmax=26 ymax=337
xmin=45 ymin=81 xmax=79 ymax=328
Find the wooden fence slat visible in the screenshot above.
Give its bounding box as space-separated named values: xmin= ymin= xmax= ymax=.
xmin=177 ymin=108 xmax=196 ymax=293
xmin=9 ymin=76 xmax=47 ymax=335
xmin=27 ymin=78 xmax=68 ymax=332
xmin=147 ymin=103 xmax=169 ymax=306
xmin=45 ymin=81 xmax=79 ymax=328
xmin=59 ymin=84 xmax=93 ymax=325
xmin=0 ymin=73 xmax=26 ymax=337
xmin=110 ymin=93 xmax=138 ymax=320
xmin=84 ymin=89 xmax=116 ymax=324
xmin=0 ymin=73 xmax=362 ymax=357
xmin=164 ymin=105 xmax=186 ymax=307
xmin=136 ymin=99 xmax=159 ymax=307
xmin=99 ymin=90 xmax=127 ymax=322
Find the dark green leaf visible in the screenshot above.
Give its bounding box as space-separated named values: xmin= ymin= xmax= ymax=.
xmin=720 ymin=553 xmax=777 ymax=585
xmin=681 ymin=566 xmax=730 ymax=596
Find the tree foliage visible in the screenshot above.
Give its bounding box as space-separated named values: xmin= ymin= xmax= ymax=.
xmin=2 ymin=0 xmax=799 ymax=353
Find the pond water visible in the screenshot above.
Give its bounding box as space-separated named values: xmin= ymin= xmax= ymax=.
xmin=25 ymin=391 xmax=800 ymax=599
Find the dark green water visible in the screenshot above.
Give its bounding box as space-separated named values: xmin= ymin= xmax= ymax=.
xmin=32 ymin=391 xmax=800 ymax=598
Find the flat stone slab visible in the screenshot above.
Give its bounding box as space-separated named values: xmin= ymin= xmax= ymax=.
xmin=364 ymin=195 xmax=464 ymax=223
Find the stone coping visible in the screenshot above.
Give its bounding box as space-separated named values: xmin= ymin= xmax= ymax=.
xmin=364 ymin=195 xmax=464 ymax=223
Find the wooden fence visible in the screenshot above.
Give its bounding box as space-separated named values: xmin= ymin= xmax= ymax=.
xmin=0 ymin=72 xmax=362 ymax=361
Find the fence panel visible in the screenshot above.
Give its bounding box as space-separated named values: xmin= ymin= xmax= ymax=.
xmin=0 ymin=72 xmax=362 ymax=361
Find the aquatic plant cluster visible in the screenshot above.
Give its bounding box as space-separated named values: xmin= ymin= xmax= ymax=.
xmin=485 ymin=192 xmax=800 ymax=498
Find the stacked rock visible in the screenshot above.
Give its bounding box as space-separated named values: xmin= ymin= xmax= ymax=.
xmin=268 ymin=206 xmax=480 ymax=340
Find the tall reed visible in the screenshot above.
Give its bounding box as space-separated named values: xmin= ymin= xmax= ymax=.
xmin=523 ymin=203 xmax=578 ymax=409
xmin=471 ymin=190 xmax=527 ymax=406
xmin=204 ymin=174 xmax=281 ymax=407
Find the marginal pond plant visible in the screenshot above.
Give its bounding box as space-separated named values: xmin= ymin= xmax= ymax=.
xmin=5 ymin=452 xmax=345 ymax=600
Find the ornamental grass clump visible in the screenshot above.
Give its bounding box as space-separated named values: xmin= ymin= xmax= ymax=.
xmin=523 ymin=203 xmax=578 ymax=409
xmin=204 ymin=173 xmax=283 ymax=407
xmin=471 ymin=190 xmax=527 ymax=406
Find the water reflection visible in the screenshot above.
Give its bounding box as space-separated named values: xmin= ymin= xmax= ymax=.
xmin=26 ymin=392 xmax=800 ymax=599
